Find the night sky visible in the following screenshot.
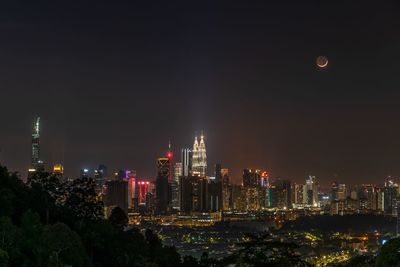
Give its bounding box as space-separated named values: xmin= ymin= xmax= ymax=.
xmin=1 ymin=1 xmax=399 ymax=186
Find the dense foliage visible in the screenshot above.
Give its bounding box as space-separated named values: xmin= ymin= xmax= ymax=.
xmin=0 ymin=166 xmax=184 ymax=267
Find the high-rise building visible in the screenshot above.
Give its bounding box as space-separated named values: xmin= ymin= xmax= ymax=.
xmin=137 ymin=181 xmax=150 ymax=204
xmin=124 ymin=170 xmax=136 ymax=211
xmin=293 ymin=183 xmax=305 ymax=207
xmin=192 ymin=134 xmax=207 ymax=177
xmin=104 ymin=180 xmax=128 ymax=216
xmin=383 ymin=180 xmax=399 ymax=216
xmin=94 ymin=164 xmax=107 ymax=193
xmin=207 ymin=164 xmax=223 ymax=212
xmin=174 ymin=162 xmax=182 ymax=184
xmin=80 ymin=168 xmax=90 ymax=178
xmin=221 ymin=168 xmax=230 ymax=211
xmin=179 ymin=175 xmax=210 ymax=213
xmin=304 ymin=175 xmax=318 ymax=207
xmin=52 ymin=164 xmax=64 ymax=175
xmin=260 ymin=171 xmax=269 ymax=188
xmin=156 ymin=157 xmax=171 ymax=214
xmin=181 ymin=148 xmax=192 ymax=176
xmin=230 ymin=185 xmax=246 ymax=210
xmin=52 ymin=164 xmax=64 ymax=180
xmin=179 ymin=176 xmax=200 ymax=213
xmin=242 ymin=169 xmax=261 ymax=187
xmin=171 ymin=162 xmax=182 ymax=210
xmin=214 ymin=164 xmax=222 ymax=182
xmin=331 ymin=181 xmax=339 ymax=201
xmin=269 ymin=179 xmax=292 ymax=209
xmin=337 ymin=183 xmax=347 ymax=200
xmin=30 ymin=117 xmax=44 ymax=172
xmin=208 ymin=180 xmax=222 ymax=212
xmin=245 ymin=187 xmax=260 ymax=210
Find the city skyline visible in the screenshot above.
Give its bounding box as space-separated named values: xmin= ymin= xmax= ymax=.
xmin=1 ymin=1 xmax=400 ymax=186
xmin=2 ymin=116 xmax=400 ymax=188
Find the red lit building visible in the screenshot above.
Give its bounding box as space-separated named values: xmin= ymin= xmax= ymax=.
xmin=138 ymin=181 xmax=150 ymax=204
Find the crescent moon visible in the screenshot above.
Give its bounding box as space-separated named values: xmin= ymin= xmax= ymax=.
xmin=316 ymin=56 xmax=329 ymax=68
xmin=318 ymin=60 xmax=328 ymax=68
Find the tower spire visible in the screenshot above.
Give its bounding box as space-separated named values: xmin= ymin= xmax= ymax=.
xmin=31 ymin=116 xmax=44 ymax=172
xmin=166 ymin=139 xmax=173 ymax=159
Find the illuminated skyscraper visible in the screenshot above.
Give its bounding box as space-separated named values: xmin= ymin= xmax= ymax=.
xmin=221 ymin=168 xmax=230 ymax=210
xmin=192 ymin=134 xmax=207 ymax=177
xmin=156 ymin=157 xmax=171 ymax=214
xmin=52 ymin=164 xmax=64 ymax=180
xmin=166 ymin=140 xmax=173 ymax=182
xmin=304 ymin=175 xmax=319 ymax=207
xmin=242 ymin=169 xmax=261 ymax=187
xmin=80 ymin=168 xmax=90 ymax=178
xmin=383 ymin=180 xmax=399 ymax=216
xmin=30 ymin=117 xmax=44 ymax=172
xmin=94 ymin=164 xmax=108 ymax=193
xmin=181 ymin=148 xmax=192 ymax=176
xmin=171 ymin=162 xmax=182 ymax=210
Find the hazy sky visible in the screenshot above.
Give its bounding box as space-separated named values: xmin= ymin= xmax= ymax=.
xmin=1 ymin=1 xmax=399 ymax=186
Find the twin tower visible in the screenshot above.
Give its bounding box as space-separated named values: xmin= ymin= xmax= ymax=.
xmin=191 ymin=134 xmax=207 ymax=177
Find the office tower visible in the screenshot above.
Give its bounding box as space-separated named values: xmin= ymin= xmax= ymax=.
xmin=192 ymin=134 xmax=207 ymax=177
xmin=208 ymin=180 xmax=222 ymax=212
xmin=52 ymin=164 xmax=64 ymax=175
xmin=203 ymin=163 xmax=223 ymax=212
xmin=260 ymin=171 xmax=269 ymax=188
xmin=179 ymin=175 xmax=208 ymax=213
xmin=179 ymin=176 xmax=200 ymax=213
xmin=156 ymin=157 xmax=171 ymax=214
xmin=94 ymin=164 xmax=107 ymax=193
xmin=207 ymin=165 xmax=222 ymax=212
xmin=383 ymin=180 xmax=399 ymax=216
xmin=115 ymin=170 xmax=127 ymax=179
xmin=171 ymin=162 xmax=182 ymax=210
xmin=221 ymin=168 xmax=230 ymax=210
xmin=145 ymin=192 xmax=155 ymax=214
xmin=174 ymin=163 xmax=182 ymax=184
xmin=181 ymin=148 xmax=192 ymax=176
xmin=199 ymin=177 xmax=208 ymax=211
xmin=245 ymin=187 xmax=260 ymax=210
xmin=304 ymin=175 xmax=318 ymax=207
xmin=337 ymin=184 xmax=346 ymax=200
xmin=259 ymin=186 xmax=270 ymax=209
xmin=269 ymin=179 xmax=292 ymax=209
xmin=214 ymin=164 xmax=222 ymax=182
xmin=331 ymin=181 xmax=339 ymax=201
xmin=242 ymin=169 xmax=261 ymax=187
xmin=30 ymin=117 xmax=44 ymax=172
xmin=104 ymin=180 xmax=128 ymax=216
xmin=51 ymin=164 xmax=64 ymax=182
xmin=137 ymin=181 xmax=150 ymax=204
xmin=293 ymin=183 xmax=305 ymax=206
xmin=123 ymin=170 xmax=136 ymax=211
xmin=80 ymin=168 xmax=90 ymax=178
xmin=98 ymin=164 xmax=108 ymax=177
xmin=230 ymin=185 xmax=246 ymax=210
xmin=330 ymin=199 xmax=345 ymax=215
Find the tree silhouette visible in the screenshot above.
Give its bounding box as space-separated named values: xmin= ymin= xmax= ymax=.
xmin=108 ymin=207 xmax=128 ymax=228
